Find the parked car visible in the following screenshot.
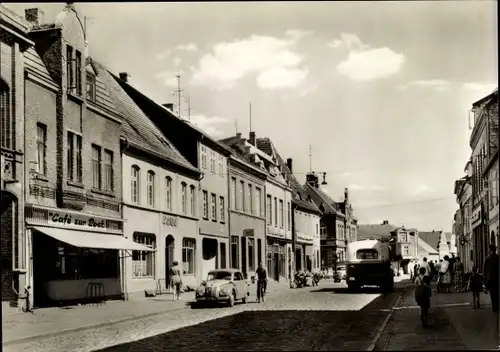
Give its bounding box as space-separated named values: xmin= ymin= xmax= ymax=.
xmin=195 ymin=269 xmax=250 ymax=307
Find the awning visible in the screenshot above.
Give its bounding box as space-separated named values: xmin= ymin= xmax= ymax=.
xmin=33 ymin=226 xmax=154 ymax=251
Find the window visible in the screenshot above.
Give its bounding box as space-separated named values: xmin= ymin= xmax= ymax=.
xmin=320 ymin=224 xmax=327 ymax=239
xmin=257 ymin=238 xmax=262 ymax=265
xmin=165 ymin=177 xmax=172 ymax=211
xmin=201 ymin=145 xmax=207 ymax=169
xmin=132 ymin=233 xmax=156 ymax=278
xmin=287 ymin=202 xmax=291 ymax=230
xmin=181 ymin=183 xmax=187 ymax=214
xmin=248 ymin=184 xmax=253 ymax=214
xmin=210 ymin=151 xmax=216 ymax=172
xmin=402 ymin=245 xmax=409 ymax=256
xmin=91 ymin=145 xmax=102 ymax=189
xmin=190 ymin=186 xmax=196 ymax=216
xmin=231 ymin=236 xmax=239 ymax=269
xmin=67 ymin=132 xmax=82 ymax=182
xmin=266 ymin=195 xmax=272 ymax=225
xmin=279 ymin=200 xmax=284 ymax=228
xmin=202 ymin=190 xmax=208 ymax=218
xmin=86 ymin=73 xmax=96 ymax=101
xmin=75 ymin=50 xmax=82 ymax=95
xmin=248 ymin=238 xmax=255 ymax=271
xmin=356 ymin=249 xmax=378 ymax=260
xmin=219 ymin=196 xmax=225 ymax=222
xmin=211 ymin=193 xmax=217 ymax=220
xmin=218 ymin=155 xmax=224 ymax=176
xmin=131 ymin=166 xmax=140 ymax=204
xmin=66 ymin=45 xmax=74 ymax=92
xmin=230 ymin=177 xmax=236 ymax=210
xmin=147 ymin=171 xmax=155 ymax=207
xmin=182 ymin=238 xmax=196 ymax=274
xmin=220 ymin=243 xmax=227 ymax=269
xmin=104 ymin=150 xmax=114 ymax=192
xmin=0 ymin=80 xmax=12 ymax=149
xmin=36 ymin=123 xmax=47 ymax=175
xmin=274 ymin=197 xmax=278 ymax=226
xmin=255 ymin=187 xmax=262 ymax=217
xmin=239 ymin=180 xmax=245 ymax=211
xmin=316 ymin=223 xmax=319 ymax=235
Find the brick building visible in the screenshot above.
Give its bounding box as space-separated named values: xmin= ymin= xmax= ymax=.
xmin=21 ymin=4 xmax=150 ymax=308
xmin=1 ymin=5 xmax=32 ymax=310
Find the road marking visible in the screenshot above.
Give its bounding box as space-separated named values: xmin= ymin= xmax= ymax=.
xmin=393 ymin=302 xmax=471 ymax=310
xmin=366 ymin=286 xmax=407 ymax=351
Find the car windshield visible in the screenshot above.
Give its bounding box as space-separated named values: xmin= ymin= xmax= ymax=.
xmin=337 ymin=266 xmax=346 ymax=270
xmin=207 ymin=271 xmax=232 ymax=281
xmin=356 ymin=249 xmax=379 ymax=259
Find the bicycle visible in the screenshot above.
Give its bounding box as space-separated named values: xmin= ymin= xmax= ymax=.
xmin=257 ymin=279 xmax=267 ymax=303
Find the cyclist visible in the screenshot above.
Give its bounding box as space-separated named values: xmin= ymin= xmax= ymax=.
xmin=256 ymin=262 xmax=267 ymax=303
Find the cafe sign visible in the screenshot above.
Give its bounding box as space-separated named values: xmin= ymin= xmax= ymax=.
xmin=297 ymin=234 xmax=314 ymax=244
xmin=243 ymin=229 xmax=254 ymax=237
xmin=49 ymin=212 xmax=106 ymax=229
xmin=163 ymin=215 xmax=178 ymax=227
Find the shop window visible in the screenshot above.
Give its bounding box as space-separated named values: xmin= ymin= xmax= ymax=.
xmin=147 ymin=171 xmax=155 ymax=207
xmin=219 ymin=196 xmax=225 ymax=223
xmin=165 ymin=177 xmax=172 ymax=211
xmin=131 ymin=165 xmax=140 ymax=204
xmin=1 ymin=80 xmax=12 ymax=149
xmin=36 ymin=123 xmax=47 ymax=175
xmin=190 ymin=185 xmax=196 ymax=216
xmin=182 ymin=238 xmax=196 ymax=274
xmin=91 ymin=144 xmax=102 ymax=189
xmin=181 ymin=182 xmax=187 ymax=214
xmin=248 ymin=238 xmax=255 ymax=271
xmin=231 ymin=236 xmax=239 ymax=269
xmin=132 ymin=233 xmax=156 ymax=278
xmin=202 ymin=190 xmax=208 ymax=218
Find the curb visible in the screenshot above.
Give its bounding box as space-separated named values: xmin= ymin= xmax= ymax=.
xmin=366 ymin=284 xmax=408 ymax=351
xmin=4 ymin=285 xmax=291 ymax=347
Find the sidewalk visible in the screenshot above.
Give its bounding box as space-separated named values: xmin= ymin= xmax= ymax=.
xmin=2 ymin=280 xmax=290 ymax=345
xmin=383 ymin=283 xmax=499 ymax=350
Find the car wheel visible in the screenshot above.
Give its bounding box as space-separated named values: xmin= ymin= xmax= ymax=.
xmin=228 ymin=292 xmax=235 ymax=307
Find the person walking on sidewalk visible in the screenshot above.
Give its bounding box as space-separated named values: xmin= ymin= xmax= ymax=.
xmin=421 ymin=257 xmax=432 ymax=285
xmin=169 ymin=261 xmax=183 ymax=301
xmin=440 ymin=256 xmax=452 ymax=293
xmin=453 ymin=257 xmax=465 ymax=292
xmin=469 ymin=266 xmax=483 ymax=309
xmin=415 ymin=266 xmax=432 ymax=327
xmin=483 ymin=245 xmax=499 ymax=313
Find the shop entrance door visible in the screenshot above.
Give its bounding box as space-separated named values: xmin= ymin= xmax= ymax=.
xmin=165 ymin=235 xmax=175 ymax=289
xmin=241 ymin=238 xmax=247 ymax=279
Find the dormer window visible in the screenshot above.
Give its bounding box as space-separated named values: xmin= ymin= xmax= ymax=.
xmin=86 ymin=73 xmax=96 ymax=101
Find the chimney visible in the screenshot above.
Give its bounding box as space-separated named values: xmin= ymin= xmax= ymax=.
xmin=344 ymin=188 xmax=349 ymax=202
xmin=306 ymin=172 xmax=319 ymax=188
xmin=382 ymin=220 xmax=389 ymax=225
xmin=163 ymin=103 xmax=174 ymax=111
xmin=249 ymin=131 xmax=256 ymax=146
xmin=236 ymin=132 xmax=242 ymax=140
xmin=25 ymin=8 xmax=44 ymax=26
xmin=119 ymin=72 xmax=129 ymax=82
xmin=286 ymin=158 xmax=293 ymax=173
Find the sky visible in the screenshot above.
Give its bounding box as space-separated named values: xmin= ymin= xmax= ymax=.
xmin=6 ymin=2 xmax=497 ymax=232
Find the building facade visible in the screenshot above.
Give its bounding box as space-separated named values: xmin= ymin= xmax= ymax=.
xmin=21 ymin=5 xmax=154 ymax=308
xmin=390 ymin=227 xmax=419 ymax=274
xmin=484 ymin=150 xmax=499 ymax=250
xmin=226 ymin=153 xmax=266 ymax=280
xmin=1 ymin=5 xmax=31 ymax=310
xmin=115 ymin=75 xmax=232 ymax=283
xmin=454 ymin=176 xmax=473 ymax=272
xmin=100 ymin=66 xmax=202 ymax=298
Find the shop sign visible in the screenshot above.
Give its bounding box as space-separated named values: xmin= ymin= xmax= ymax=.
xmin=243 ymin=229 xmax=254 ymax=237
xmin=471 ymin=207 xmax=482 ymax=229
xmin=297 ymin=234 xmax=313 ymax=243
xmin=163 ymin=215 xmax=178 ymax=227
xmin=266 ymin=226 xmax=285 ymax=238
xmin=49 ymin=211 xmax=106 ymax=229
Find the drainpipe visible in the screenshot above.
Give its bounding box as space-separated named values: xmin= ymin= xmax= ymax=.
xmin=120 ymin=137 xmax=129 ymax=300
xmin=291 ymin=202 xmax=297 ymax=287
xmin=225 ymin=160 xmax=231 ymax=271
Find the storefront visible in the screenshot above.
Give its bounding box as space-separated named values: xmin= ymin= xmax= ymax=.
xmin=25 ymin=204 xmax=153 ymax=308
xmin=297 ymin=235 xmax=314 ymax=272
xmin=471 ymin=203 xmax=487 ymax=269
xmin=266 ymin=226 xmax=291 ymax=282
xmin=123 ymin=206 xmax=200 ymax=300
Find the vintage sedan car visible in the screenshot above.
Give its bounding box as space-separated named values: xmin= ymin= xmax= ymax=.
xmin=195 ymin=269 xmax=250 ymax=307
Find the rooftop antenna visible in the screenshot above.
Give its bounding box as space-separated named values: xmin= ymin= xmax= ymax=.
xmin=176 ymin=75 xmax=183 ymax=117
xmin=309 ymin=144 xmax=312 ymax=172
xmin=249 ymin=102 xmax=252 ymax=133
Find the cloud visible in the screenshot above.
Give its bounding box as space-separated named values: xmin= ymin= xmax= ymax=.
xmin=398 ymin=79 xmax=452 ymax=92
xmin=154 ymin=70 xmax=184 ymax=87
xmin=349 ymin=184 xmax=384 ymax=191
xmin=330 ymin=33 xmax=404 ymax=82
xmin=190 ymin=115 xmax=231 ymax=138
xmin=177 ymin=43 xmax=198 ymax=52
xmin=156 ymin=49 xmax=171 ymax=60
xmin=412 ymin=184 xmax=435 ymax=195
xmin=462 ymin=82 xmax=497 ymax=95
xmin=190 ymin=32 xmax=309 ymax=90
xmin=173 ymin=57 xmax=182 ymax=67
xmin=285 ymin=29 xmax=314 ymax=43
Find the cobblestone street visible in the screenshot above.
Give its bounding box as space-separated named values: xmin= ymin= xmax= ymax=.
xmin=4 ymin=281 xmax=404 ymax=352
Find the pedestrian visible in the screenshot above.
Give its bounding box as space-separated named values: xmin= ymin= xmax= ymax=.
xmin=469 ymin=266 xmax=483 ymax=309
xmin=169 ymin=260 xmax=183 ymax=301
xmin=440 ymin=256 xmax=452 ymax=293
xmin=453 ymin=257 xmax=465 ymax=292
xmin=421 ymin=257 xmax=431 ymax=285
xmin=436 ymin=259 xmax=444 ymax=293
xmin=413 ymin=263 xmax=420 ymax=283
xmin=483 ymin=244 xmax=499 ymax=313
xmin=429 ymin=260 xmax=436 ymax=280
xmin=415 ymin=266 xmax=432 ymax=327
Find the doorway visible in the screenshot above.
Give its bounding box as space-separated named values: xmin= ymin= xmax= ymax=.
xmin=274 ymin=252 xmax=279 ymax=281
xmin=165 ymin=235 xmax=175 ymax=289
xmin=241 ymin=238 xmax=247 ymax=278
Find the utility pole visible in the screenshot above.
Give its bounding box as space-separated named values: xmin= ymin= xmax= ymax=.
xmin=184 ymin=94 xmax=191 ymax=121
xmin=176 ymin=75 xmax=182 ymax=117
xmin=309 ymin=145 xmax=312 ymax=172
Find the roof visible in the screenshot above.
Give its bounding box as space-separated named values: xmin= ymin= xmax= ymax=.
xmin=472 ymin=88 xmax=498 ymax=108
xmin=292 ymin=191 xmax=322 ymax=215
xmin=303 ymin=182 xmax=339 ymax=215
xmin=418 ymin=238 xmax=439 ymax=255
xmin=357 ymin=223 xmax=398 ymax=241
xmin=418 ymin=231 xmax=441 ymax=252
xmin=98 ymin=65 xmax=199 ymax=174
